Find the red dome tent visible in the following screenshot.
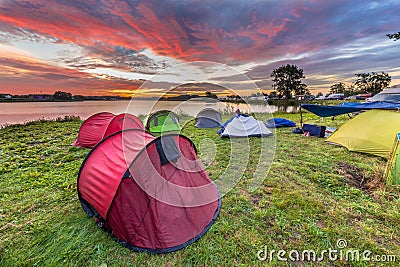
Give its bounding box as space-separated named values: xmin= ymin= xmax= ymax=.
xmin=78 ymin=129 xmax=220 ymax=253
xmin=72 ymin=112 xmax=144 ymax=148
xmin=104 ymin=113 xmax=144 ymax=138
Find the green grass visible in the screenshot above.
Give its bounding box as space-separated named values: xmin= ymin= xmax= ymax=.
xmin=1 ymin=112 xmax=399 ymax=266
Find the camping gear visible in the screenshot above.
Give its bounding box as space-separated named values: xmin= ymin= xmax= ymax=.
xmin=326 ymin=109 xmax=400 ymax=157
xmin=72 ymin=112 xmax=144 ymax=148
xmin=302 ymin=124 xmax=326 ymax=138
xmin=104 ymin=113 xmax=144 ymax=138
xmin=292 ymin=127 xmax=303 ymax=134
xmin=78 ymin=129 xmax=221 ymax=253
xmin=366 ymin=86 xmax=400 ymax=102
xmin=324 ymin=127 xmax=336 ymax=138
xmin=384 ymin=133 xmax=400 ymax=185
xmin=301 ymin=101 xmax=400 ymax=117
xmin=72 ymin=112 xmax=115 ymax=148
xmin=266 ymin=118 xmax=296 ymax=128
xmin=144 ymin=110 xmax=180 ymax=133
xmin=195 ymin=108 xmax=222 ymax=128
xmin=218 ymin=111 xmax=273 ymax=138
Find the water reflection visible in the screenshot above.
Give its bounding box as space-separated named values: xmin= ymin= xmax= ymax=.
xmin=0 ymin=100 xmax=298 ymax=126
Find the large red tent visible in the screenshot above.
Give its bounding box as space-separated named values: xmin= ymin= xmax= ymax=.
xmin=78 ymin=129 xmax=220 ymax=253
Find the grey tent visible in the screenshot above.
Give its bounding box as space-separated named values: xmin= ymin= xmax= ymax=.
xmin=195 ymin=108 xmax=222 ymax=128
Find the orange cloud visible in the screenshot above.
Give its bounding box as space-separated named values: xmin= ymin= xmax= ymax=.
xmin=0 ymin=53 xmax=143 ymax=95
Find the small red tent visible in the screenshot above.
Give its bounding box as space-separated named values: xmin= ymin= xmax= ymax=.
xmin=78 ymin=129 xmax=220 ymax=253
xmin=72 ymin=112 xmax=144 ymax=148
xmin=104 ymin=113 xmax=144 ymax=138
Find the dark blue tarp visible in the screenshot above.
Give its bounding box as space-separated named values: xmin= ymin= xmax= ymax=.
xmin=266 ymin=118 xmax=296 ymax=128
xmin=301 ymin=101 xmax=400 ymax=117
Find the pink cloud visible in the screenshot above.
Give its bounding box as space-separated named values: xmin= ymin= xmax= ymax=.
xmin=0 ymin=54 xmax=143 ymax=95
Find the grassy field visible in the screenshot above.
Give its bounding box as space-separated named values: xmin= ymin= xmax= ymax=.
xmin=1 ymin=111 xmax=399 ymax=266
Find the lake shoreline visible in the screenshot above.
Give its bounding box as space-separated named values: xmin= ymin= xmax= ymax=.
xmin=0 ymin=100 xmax=300 ymax=126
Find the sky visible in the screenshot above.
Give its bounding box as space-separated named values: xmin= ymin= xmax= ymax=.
xmin=0 ymin=0 xmax=399 ymax=97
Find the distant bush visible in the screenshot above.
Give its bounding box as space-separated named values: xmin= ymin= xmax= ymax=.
xmin=55 ymin=115 xmax=81 ymax=122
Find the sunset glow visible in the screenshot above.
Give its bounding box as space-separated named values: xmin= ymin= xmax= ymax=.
xmin=0 ymin=0 xmax=399 ymax=96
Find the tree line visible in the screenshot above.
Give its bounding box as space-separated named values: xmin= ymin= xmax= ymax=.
xmin=328 ymin=72 xmax=391 ymax=97
xmin=269 ymin=64 xmax=392 ymax=99
xmin=268 ymin=32 xmax=398 ymax=99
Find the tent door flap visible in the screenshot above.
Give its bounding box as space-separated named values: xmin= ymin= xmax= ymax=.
xmin=155 ymin=136 xmax=181 ymax=165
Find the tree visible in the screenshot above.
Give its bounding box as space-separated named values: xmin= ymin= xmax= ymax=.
xmin=387 ymin=32 xmax=400 ymax=41
xmin=73 ymin=95 xmax=84 ymax=101
xmin=271 ymin=64 xmax=308 ymax=99
xmin=205 ymin=91 xmax=217 ymax=99
xmin=53 ymin=91 xmax=72 ymax=100
xmin=269 ymin=91 xmax=277 ymax=98
xmin=330 ymin=82 xmax=346 ymax=94
xmin=330 ymin=82 xmax=356 ymax=97
xmin=315 ymin=92 xmax=323 ymax=98
xmin=295 ymin=83 xmax=310 ymax=96
xmin=354 ymin=72 xmax=391 ymax=94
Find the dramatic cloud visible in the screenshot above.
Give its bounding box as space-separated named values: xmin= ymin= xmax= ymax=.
xmin=0 ymin=0 xmax=399 ymax=95
xmin=0 ymin=49 xmax=144 ymax=95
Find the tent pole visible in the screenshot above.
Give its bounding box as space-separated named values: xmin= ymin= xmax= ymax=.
xmin=299 ymin=103 xmax=303 ymax=128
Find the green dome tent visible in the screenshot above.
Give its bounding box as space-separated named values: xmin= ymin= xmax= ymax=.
xmin=326 ymin=109 xmax=400 ymax=158
xmin=144 ymin=110 xmax=180 ymax=133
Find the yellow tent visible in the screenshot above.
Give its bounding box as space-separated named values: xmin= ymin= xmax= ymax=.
xmin=326 ymin=109 xmax=400 ymax=158
xmin=384 ymin=133 xmax=400 ymax=184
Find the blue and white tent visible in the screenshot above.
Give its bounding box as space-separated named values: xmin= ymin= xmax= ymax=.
xmin=218 ymin=111 xmax=272 ymax=138
xmin=195 ymin=108 xmax=222 ymax=128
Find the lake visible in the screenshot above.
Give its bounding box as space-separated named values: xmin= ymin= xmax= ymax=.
xmin=0 ymin=100 xmax=297 ymax=126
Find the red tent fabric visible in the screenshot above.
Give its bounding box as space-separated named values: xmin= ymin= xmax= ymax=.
xmin=73 ymin=112 xmax=115 ymax=148
xmin=78 ymin=129 xmax=220 ymax=253
xmin=104 ymin=113 xmax=144 ymax=138
xmin=73 ymin=112 xmax=144 ymax=148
